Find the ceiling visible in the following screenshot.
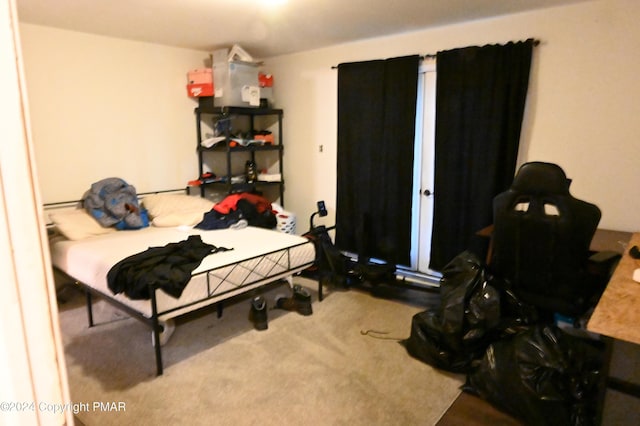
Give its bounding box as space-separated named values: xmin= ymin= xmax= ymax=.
xmin=16 ymin=0 xmax=590 ymax=58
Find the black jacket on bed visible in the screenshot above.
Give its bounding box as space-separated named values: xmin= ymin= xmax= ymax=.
xmin=107 ymin=235 xmax=231 ymax=300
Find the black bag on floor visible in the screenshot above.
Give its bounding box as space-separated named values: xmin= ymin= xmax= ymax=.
xmin=404 ymin=308 xmax=479 ymax=373
xmin=403 ymin=251 xmax=505 ymax=373
xmin=465 ymin=325 xmax=603 ymax=426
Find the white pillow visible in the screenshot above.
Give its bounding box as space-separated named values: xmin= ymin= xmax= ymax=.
xmin=142 ymin=194 xmax=213 ymax=227
xmin=49 ymin=209 xmax=116 ymax=240
xmin=151 ymin=211 xmax=207 ymax=227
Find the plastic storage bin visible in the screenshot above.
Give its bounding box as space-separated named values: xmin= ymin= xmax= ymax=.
xmin=213 ymin=61 xmax=260 ymax=107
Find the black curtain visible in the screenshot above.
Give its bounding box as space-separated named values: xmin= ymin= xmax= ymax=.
xmin=429 ymin=40 xmax=534 ymax=271
xmin=336 ymin=55 xmax=420 ymax=266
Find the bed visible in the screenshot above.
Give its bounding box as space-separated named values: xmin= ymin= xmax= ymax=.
xmin=47 ymin=191 xmax=315 ymax=375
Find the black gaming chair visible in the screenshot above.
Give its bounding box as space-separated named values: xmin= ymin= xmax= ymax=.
xmin=490 ymin=162 xmax=614 ymax=319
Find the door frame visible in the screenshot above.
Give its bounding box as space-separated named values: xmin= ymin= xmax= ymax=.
xmin=410 ymin=59 xmax=438 ymax=276
xmin=0 ymin=0 xmax=72 ymax=423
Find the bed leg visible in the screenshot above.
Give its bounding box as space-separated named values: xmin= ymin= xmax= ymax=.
xmin=85 ymin=290 xmax=94 ymax=327
xmin=150 ymin=289 xmax=164 ymax=376
xmin=217 ymin=302 xmax=224 ymax=318
xmin=152 ymin=321 xmax=164 ymax=376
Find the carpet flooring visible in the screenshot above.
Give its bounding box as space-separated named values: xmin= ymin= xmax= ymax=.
xmin=58 ymin=278 xmax=464 ymax=425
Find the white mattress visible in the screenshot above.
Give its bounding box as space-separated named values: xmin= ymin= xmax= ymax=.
xmin=50 ymin=226 xmax=315 ymax=320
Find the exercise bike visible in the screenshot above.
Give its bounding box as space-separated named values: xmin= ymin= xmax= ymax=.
xmin=302 ymin=201 xmax=396 ymax=301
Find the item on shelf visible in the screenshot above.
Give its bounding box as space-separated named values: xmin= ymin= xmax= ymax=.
xmin=201 ymin=136 xmax=226 ymax=148
xmin=212 ymin=47 xmax=260 ymax=107
xmin=188 ymin=172 xmax=218 ymax=186
xmin=201 ymin=172 xmax=217 ymax=183
xmin=227 ymin=44 xmax=254 ymax=62
xmin=245 ymin=161 xmax=258 ymax=183
xmin=259 ymin=73 xmax=273 ymax=88
xmin=229 ymin=137 xmax=264 ymax=148
xmin=194 ymin=106 xmax=284 ymax=204
xmin=186 ymin=68 xmax=213 ymax=98
xmin=214 ymin=116 xmax=233 ymax=135
xmin=258 ymin=172 xmax=281 ymax=182
xmin=258 ymin=73 xmax=274 ymax=107
xmin=254 ymin=130 xmax=274 ymax=145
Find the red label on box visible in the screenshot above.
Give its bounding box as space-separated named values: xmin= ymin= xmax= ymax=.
xmin=187 ymin=83 xmax=214 ymax=97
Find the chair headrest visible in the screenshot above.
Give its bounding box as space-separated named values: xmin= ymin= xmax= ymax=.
xmin=510 ymin=162 xmax=571 ymax=195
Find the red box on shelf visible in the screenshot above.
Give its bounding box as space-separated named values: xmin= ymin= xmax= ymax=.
xmin=259 ymin=72 xmax=273 ymax=87
xmin=188 ymin=68 xmax=212 ymax=84
xmin=187 ymin=69 xmax=213 ymax=97
xmin=187 ymin=83 xmax=213 ymax=97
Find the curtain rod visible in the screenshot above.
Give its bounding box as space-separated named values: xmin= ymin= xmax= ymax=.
xmin=422 ymin=38 xmax=540 ymax=59
xmin=331 ymin=38 xmax=540 ymax=69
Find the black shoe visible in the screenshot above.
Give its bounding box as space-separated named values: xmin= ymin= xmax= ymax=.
xmin=275 ymin=285 xmax=313 ymax=316
xmin=250 ymin=296 xmax=268 ymax=330
xmin=293 ymin=284 xmax=313 ymax=315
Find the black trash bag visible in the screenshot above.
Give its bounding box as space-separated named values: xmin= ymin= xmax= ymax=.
xmin=465 ymin=325 xmax=604 ymax=426
xmin=403 ymin=309 xmax=476 ymax=373
xmin=438 ymin=251 xmax=502 ymax=357
xmin=403 ymin=251 xmax=507 ymax=373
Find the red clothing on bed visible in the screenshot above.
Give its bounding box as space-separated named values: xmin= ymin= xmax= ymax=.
xmin=213 ymin=193 xmax=273 ymax=215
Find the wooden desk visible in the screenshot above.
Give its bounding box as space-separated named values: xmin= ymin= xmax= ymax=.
xmin=587 ymin=231 xmax=640 ymax=424
xmin=589 ymin=229 xmax=631 ymax=255
xmin=588 ymin=232 xmax=640 ymax=344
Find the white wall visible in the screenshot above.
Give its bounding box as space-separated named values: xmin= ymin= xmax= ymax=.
xmin=19 ymin=0 xmax=640 ymax=232
xmin=19 ymin=24 xmax=209 ymax=203
xmin=264 ymin=0 xmax=640 ymax=232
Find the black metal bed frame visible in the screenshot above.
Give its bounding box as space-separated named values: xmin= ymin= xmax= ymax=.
xmin=54 ymin=241 xmax=314 ymax=376
xmin=45 ymin=189 xmax=315 ymax=376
